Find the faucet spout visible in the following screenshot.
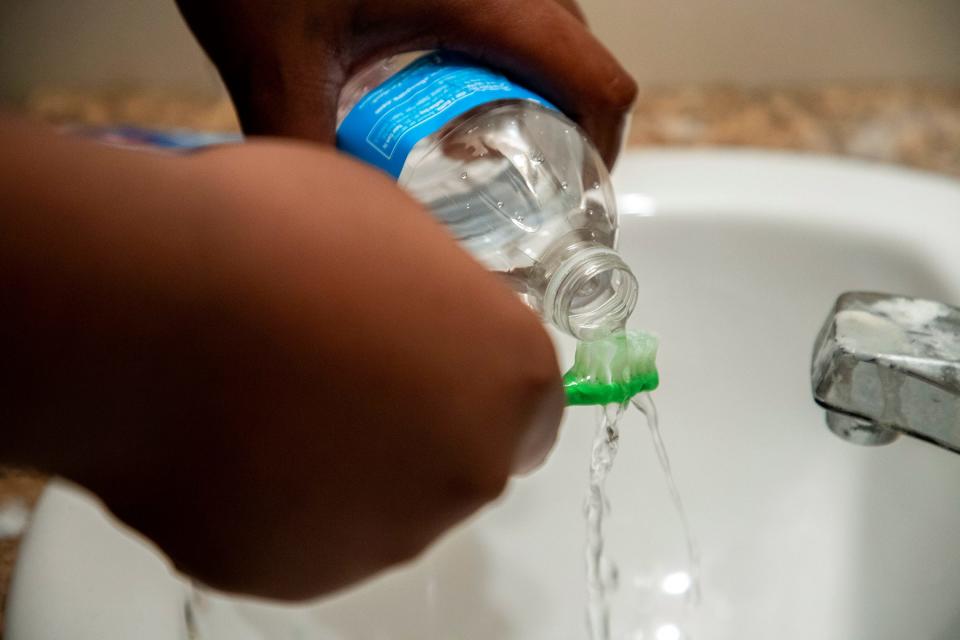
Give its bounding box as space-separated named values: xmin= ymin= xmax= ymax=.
xmin=811 ymin=292 xmax=960 ymax=454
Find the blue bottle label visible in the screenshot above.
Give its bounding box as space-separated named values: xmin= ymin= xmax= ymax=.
xmin=336 ymin=51 xmax=557 ymax=179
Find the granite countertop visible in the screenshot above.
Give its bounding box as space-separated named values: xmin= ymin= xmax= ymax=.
xmin=1 ymin=84 xmax=958 ymax=632
xmin=19 ymin=84 xmax=960 ymax=176
xmin=629 ymin=85 xmax=960 ymax=177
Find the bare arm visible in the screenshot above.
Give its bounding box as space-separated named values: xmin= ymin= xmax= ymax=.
xmin=0 ymin=115 xmax=563 ymax=599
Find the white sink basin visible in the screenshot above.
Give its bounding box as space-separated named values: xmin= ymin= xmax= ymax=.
xmin=8 ymin=150 xmax=960 ymax=640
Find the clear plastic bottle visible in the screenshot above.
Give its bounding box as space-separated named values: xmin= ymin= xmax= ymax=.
xmin=337 ymin=52 xmax=638 ymax=339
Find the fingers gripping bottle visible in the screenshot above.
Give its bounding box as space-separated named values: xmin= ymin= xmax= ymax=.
xmin=336 ymin=51 xmax=638 ymax=339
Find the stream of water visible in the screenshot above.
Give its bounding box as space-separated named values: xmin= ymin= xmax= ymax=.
xmin=585 ymin=393 xmax=701 ymax=640
xmin=585 ymin=401 xmax=627 ymax=640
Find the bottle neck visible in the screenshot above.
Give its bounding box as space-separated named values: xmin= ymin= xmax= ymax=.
xmin=542 ymin=242 xmax=638 ymax=340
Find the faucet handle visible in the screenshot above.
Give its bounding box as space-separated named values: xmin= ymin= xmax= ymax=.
xmin=811 ymin=292 xmax=960 ymax=454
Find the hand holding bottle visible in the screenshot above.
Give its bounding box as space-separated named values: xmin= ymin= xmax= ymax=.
xmin=174 ymin=0 xmax=637 ymax=166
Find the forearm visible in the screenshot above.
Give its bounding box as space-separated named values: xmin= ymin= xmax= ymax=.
xmin=0 ymin=116 xmax=211 ymax=476
xmin=0 ymin=117 xmax=560 ymax=481
xmin=0 ymin=115 xmax=564 ymax=598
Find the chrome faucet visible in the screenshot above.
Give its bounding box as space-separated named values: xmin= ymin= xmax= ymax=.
xmin=811 ymin=292 xmax=960 ymax=454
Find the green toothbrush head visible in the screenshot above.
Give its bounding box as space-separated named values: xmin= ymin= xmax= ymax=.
xmin=563 ymin=330 xmax=659 ymax=406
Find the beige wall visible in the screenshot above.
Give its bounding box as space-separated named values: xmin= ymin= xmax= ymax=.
xmin=0 ymin=0 xmax=223 ymax=101
xmin=582 ymin=0 xmax=960 ymax=86
xmin=2 ymin=0 xmax=959 ymax=102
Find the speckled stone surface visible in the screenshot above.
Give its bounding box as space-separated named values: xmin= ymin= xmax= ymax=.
xmin=629 ymin=85 xmax=960 ymax=178
xmin=1 ymin=83 xmax=958 ymax=633
xmin=0 ymin=468 xmax=47 ymax=633
xmin=21 ymin=84 xmax=960 ymax=176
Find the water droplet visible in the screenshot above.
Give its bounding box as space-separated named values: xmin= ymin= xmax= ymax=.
xmin=592 ymin=182 xmax=601 ymax=190
xmin=496 ymin=201 xmax=504 ymax=208
xmin=586 ymin=208 xmax=594 ymax=216
xmin=531 ymin=152 xmax=545 ymax=165
xmin=560 ymin=181 xmax=569 ymax=190
xmin=516 ymin=214 xmax=525 ymax=222
xmin=661 ymin=572 xmax=692 ymax=595
xmin=655 ymin=624 xmax=682 ymax=640
xmin=564 ymin=128 xmax=571 ymax=135
xmin=465 ymin=203 xmax=471 ymax=209
xmin=459 ymin=172 xmax=468 ymax=180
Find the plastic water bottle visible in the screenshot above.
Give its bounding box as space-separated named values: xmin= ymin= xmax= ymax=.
xmin=337 ymin=51 xmax=637 ymax=339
